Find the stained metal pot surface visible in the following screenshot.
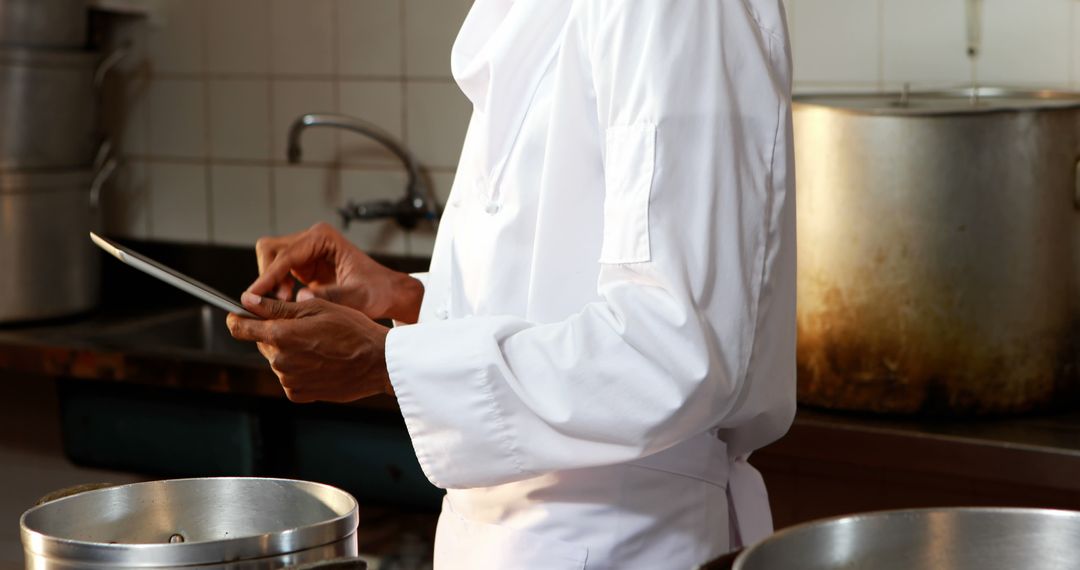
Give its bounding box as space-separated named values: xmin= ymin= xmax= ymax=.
xmin=794 ymin=87 xmax=1080 ymax=414
xmin=0 ymin=0 xmax=87 ymax=48
xmin=0 ymin=47 xmax=101 ymax=169
xmin=733 ymin=508 xmax=1080 ymax=570
xmin=20 ymin=478 xmax=360 ymax=569
xmin=0 ymin=169 xmax=99 ymax=322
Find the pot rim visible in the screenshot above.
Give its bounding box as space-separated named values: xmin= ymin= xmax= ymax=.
xmin=732 ymin=506 xmax=1080 ymax=570
xmin=794 ymin=87 xmax=1080 ymax=116
xmin=19 ymin=477 xmax=360 ymax=567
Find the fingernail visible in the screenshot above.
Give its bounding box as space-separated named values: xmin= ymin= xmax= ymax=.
xmin=242 ymin=291 xmax=262 ymax=306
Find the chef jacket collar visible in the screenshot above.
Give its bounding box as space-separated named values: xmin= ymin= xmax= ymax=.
xmin=451 ymin=0 xmax=573 ymax=191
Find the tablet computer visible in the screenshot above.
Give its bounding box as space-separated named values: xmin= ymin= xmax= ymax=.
xmin=90 ymin=232 xmax=258 ymax=319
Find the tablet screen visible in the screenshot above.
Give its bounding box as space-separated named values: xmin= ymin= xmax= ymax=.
xmin=90 ymin=233 xmax=258 ymax=318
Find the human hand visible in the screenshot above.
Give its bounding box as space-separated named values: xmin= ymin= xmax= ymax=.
xmin=250 ymin=222 xmax=424 ymax=324
xmin=226 ymin=291 xmax=393 ymax=403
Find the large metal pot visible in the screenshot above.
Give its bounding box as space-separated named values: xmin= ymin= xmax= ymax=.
xmin=0 ymin=169 xmax=102 ymax=322
xmin=0 ymin=47 xmax=103 ymax=169
xmin=20 ymin=478 xmax=364 ymax=570
xmin=794 ymin=88 xmax=1080 ymax=414
xmin=733 ymin=507 xmax=1080 ymax=570
xmin=0 ymin=0 xmax=87 ymax=48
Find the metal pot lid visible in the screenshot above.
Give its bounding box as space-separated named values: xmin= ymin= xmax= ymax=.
xmin=20 ymin=477 xmax=360 ymax=567
xmin=0 ymin=170 xmax=94 ymax=194
xmin=794 ymin=87 xmax=1080 ymax=116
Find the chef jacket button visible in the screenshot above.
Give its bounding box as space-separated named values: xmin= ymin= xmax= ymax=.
xmin=484 ymin=202 xmax=500 ymax=215
xmin=435 ymin=307 xmax=449 ymax=320
xmin=450 ymin=198 xmax=462 ymax=208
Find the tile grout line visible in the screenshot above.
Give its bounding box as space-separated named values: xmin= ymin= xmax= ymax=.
xmin=401 ymin=0 xmax=408 ymax=254
xmin=267 ymin=0 xmax=278 ymax=235
xmin=201 ymin=0 xmax=214 ymax=244
xmin=876 ymin=0 xmax=884 ymax=92
xmin=139 ymin=19 xmax=154 ymax=240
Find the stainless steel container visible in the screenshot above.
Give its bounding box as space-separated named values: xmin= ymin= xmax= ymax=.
xmin=794 ymin=88 xmax=1080 ymax=414
xmin=0 ymin=0 xmax=87 ymax=48
xmin=733 ymin=507 xmax=1080 ymax=570
xmin=20 ymin=478 xmax=362 ymax=570
xmin=0 ymin=47 xmax=101 ymax=169
xmin=0 ymin=169 xmax=99 ymax=322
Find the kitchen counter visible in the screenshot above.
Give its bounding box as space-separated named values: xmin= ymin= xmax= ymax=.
xmin=0 ymin=238 xmax=424 ymax=408
xmin=5 ymin=297 xmax=1079 ymax=487
xmin=2 ymin=238 xmax=1078 ymax=531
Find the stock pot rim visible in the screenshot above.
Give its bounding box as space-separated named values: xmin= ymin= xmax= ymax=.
xmin=19 ymin=477 xmax=360 ymax=567
xmin=794 ymin=87 xmax=1080 ymax=116
xmin=732 ymin=506 xmax=1080 ymax=570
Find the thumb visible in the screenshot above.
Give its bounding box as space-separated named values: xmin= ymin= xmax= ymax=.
xmin=241 ymin=292 xmax=323 ymax=320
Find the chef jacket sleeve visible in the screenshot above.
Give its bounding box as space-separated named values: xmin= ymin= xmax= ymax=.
xmin=385 ymin=0 xmax=795 ymax=489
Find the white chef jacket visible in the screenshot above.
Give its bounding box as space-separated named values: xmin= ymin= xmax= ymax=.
xmin=385 ymin=0 xmax=795 ymax=568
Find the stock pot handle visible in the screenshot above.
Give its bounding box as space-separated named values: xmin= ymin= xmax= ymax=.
xmin=284 ymin=558 xmax=368 ymax=570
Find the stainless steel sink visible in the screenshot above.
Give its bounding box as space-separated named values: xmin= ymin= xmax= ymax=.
xmin=95 ymin=305 xmax=262 ymax=361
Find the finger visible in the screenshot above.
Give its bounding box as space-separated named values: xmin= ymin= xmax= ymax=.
xmin=254 ymin=230 xmax=304 ymax=274
xmin=256 ymin=341 xmax=275 ymax=361
xmin=303 ymin=284 xmax=357 ymax=307
xmin=247 ymin=233 xmax=325 ymax=297
xmin=226 ymin=312 xmax=276 ymax=343
xmin=241 ymin=292 xmax=325 ymax=321
xmin=275 ymin=279 xmax=295 ymax=302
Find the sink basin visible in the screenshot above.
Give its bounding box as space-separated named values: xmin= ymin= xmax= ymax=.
xmin=95 ymin=305 xmax=263 ymax=362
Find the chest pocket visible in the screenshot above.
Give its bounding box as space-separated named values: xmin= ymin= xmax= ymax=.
xmin=599 ymin=123 xmax=656 ymax=265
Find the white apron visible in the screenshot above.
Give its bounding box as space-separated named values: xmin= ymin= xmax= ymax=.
xmin=385 ymin=0 xmax=796 ymax=567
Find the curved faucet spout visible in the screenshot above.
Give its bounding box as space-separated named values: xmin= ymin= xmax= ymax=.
xmin=286 ymin=113 xmax=439 ymax=229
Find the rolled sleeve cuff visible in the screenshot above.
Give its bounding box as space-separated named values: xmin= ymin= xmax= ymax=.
xmin=385 ymin=318 xmax=528 ymax=489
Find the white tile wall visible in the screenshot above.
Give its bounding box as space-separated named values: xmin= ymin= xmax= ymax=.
xmin=338 ymin=0 xmax=403 ymax=77
xmin=210 ymin=165 xmax=273 ymax=246
xmin=339 ymin=81 xmax=406 ymax=166
xmin=405 ymin=81 xmax=470 ymax=169
xmin=270 ymin=0 xmax=336 ymax=76
xmin=148 ymin=162 xmax=210 ymax=243
xmin=147 ymin=79 xmax=207 ymax=159
xmin=403 ymin=0 xmax=470 ymax=78
xmin=792 ymin=0 xmax=1076 ymax=92
xmin=208 ymin=79 xmax=272 ymax=160
xmin=206 ymin=0 xmax=271 ymax=75
xmin=271 ymin=80 xmax=338 ymax=162
xmin=146 ymin=0 xmax=205 ymax=74
xmin=104 ymin=0 xmax=1080 ymax=256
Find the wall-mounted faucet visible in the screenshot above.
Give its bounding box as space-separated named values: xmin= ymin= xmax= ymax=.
xmin=286 ymin=113 xmax=439 ymax=230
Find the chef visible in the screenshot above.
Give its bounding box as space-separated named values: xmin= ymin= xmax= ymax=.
xmin=228 ymin=0 xmax=795 ymax=567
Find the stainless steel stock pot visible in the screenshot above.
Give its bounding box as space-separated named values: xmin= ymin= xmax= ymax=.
xmin=20 ymin=477 xmax=364 ymax=569
xmin=794 ymin=88 xmax=1080 ymax=414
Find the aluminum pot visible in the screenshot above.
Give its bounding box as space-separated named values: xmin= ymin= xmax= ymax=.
xmin=0 ymin=0 xmax=87 ymax=48
xmin=794 ymin=88 xmax=1080 ymax=414
xmin=0 ymin=47 xmax=104 ymax=169
xmin=733 ymin=507 xmax=1080 ymax=570
xmin=0 ymin=169 xmax=104 ymax=322
xmin=20 ymin=478 xmax=365 ymax=570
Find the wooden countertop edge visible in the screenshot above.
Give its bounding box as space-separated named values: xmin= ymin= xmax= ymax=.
xmin=0 ymin=340 xmax=399 ymax=410
xmin=767 ymin=417 xmax=1080 ymax=493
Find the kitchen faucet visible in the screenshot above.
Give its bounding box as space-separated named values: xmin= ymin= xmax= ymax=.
xmin=286 ymin=113 xmax=439 ymax=230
